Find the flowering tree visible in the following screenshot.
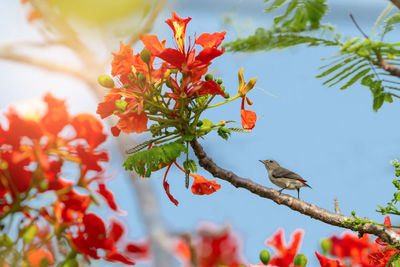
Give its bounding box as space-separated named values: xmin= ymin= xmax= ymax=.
xmin=2 ymin=0 xmax=400 ymax=266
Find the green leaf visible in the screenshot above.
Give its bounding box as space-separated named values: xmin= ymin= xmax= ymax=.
xmin=385 ymin=93 xmax=394 ymax=103
xmin=123 ymin=141 xmax=187 ymax=177
xmin=373 ymin=94 xmax=385 ymax=111
xmin=228 ymin=127 xmax=252 ymax=133
xmin=22 ymin=225 xmax=38 ymax=244
xmin=217 ymin=127 xmax=231 ymax=140
xmin=382 ymin=13 xmax=400 ymax=38
xmin=317 ymin=57 xmax=361 ymax=78
xmin=183 ymin=159 xmax=197 ymax=173
xmin=125 ymin=139 xmax=154 ymax=154
xmin=182 ymin=135 xmax=195 ymax=142
xmin=265 ymin=0 xmax=287 ymax=12
xmin=340 ymin=68 xmax=370 ymax=89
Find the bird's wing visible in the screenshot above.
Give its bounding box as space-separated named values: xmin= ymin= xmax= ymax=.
xmin=271 ymin=167 xmax=306 ymax=181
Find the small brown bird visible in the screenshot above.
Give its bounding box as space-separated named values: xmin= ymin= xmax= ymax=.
xmin=259 ymin=159 xmax=311 ymax=199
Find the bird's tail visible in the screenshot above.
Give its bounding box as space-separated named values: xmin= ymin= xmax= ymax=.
xmin=299 ymin=179 xmax=312 ymax=188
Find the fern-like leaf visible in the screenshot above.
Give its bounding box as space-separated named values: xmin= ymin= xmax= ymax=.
xmin=264 ymin=0 xmax=328 ymax=31
xmin=382 ymin=13 xmax=400 ymax=38
xmin=123 ymin=141 xmax=187 ymax=177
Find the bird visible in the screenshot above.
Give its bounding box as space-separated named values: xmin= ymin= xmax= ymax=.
xmin=259 ymin=159 xmax=311 ymax=199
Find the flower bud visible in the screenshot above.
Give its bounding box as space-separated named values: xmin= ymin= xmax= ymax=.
xmin=205 ymin=74 xmax=213 ymax=81
xmin=259 ymin=250 xmax=270 ymax=265
xmin=217 ymin=78 xmax=223 ymax=84
xmin=97 ymin=74 xmax=115 ymax=88
xmin=224 ymin=92 xmax=230 ymax=99
xmin=294 ymin=254 xmax=307 ymax=266
xmin=115 ymin=99 xmax=127 ymax=112
xmin=320 ymin=238 xmax=332 ymax=254
xmin=140 ymin=49 xmax=151 ymax=64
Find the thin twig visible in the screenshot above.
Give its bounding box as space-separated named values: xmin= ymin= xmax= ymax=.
xmin=349 ymin=13 xmax=369 ymax=39
xmin=190 ymin=139 xmax=400 ymax=245
xmin=334 ymin=198 xmax=341 ymax=215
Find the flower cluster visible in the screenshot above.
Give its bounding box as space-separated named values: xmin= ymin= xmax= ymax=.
xmin=0 ymin=93 xmax=147 ymax=265
xmin=174 ymin=224 xmax=246 ymax=267
xmin=97 ymin=12 xmax=258 ymax=205
xmin=316 ymin=216 xmax=400 ymax=267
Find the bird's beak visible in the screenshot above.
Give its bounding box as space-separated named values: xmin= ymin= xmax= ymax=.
xmin=259 ymin=160 xmax=266 ymax=164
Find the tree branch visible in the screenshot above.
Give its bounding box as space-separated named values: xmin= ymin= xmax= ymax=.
xmin=390 ymin=0 xmax=400 ymax=10
xmin=127 ymin=0 xmax=167 ymax=46
xmin=0 ymin=48 xmax=93 ymax=83
xmin=376 ymin=58 xmax=400 ymax=79
xmin=190 ymin=139 xmax=400 ymax=245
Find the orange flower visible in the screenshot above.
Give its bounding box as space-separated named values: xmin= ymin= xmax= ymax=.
xmin=191 ymin=174 xmax=221 ymax=195
xmin=237 ymin=68 xmax=257 ymax=130
xmin=26 ymin=248 xmax=54 ymax=266
xmin=111 ymin=42 xmax=135 ymax=84
xmin=164 ymin=11 xmax=192 ymax=52
xmin=241 ymin=98 xmax=257 ymax=130
xmin=115 ymin=111 xmax=148 ymax=135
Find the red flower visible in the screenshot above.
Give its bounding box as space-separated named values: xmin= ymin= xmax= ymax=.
xmin=175 ymin=224 xmax=245 ymax=267
xmin=42 ymin=93 xmax=69 ymax=135
xmin=97 ymin=183 xmax=126 ymax=214
xmin=191 ymin=174 xmax=221 ymax=195
xmin=111 ymin=42 xmax=135 ymax=84
xmin=71 ymin=214 xmax=136 ymax=265
xmin=71 ymin=114 xmax=107 ymax=149
xmin=267 ymin=229 xmax=303 ymax=267
xmin=0 ymin=151 xmax=32 ymax=196
xmin=241 ymin=98 xmax=257 ymax=130
xmin=315 ymin=252 xmax=343 ymax=267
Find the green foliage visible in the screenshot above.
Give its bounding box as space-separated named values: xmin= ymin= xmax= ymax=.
xmin=226 ymin=1 xmax=400 ymax=111
xmin=377 ymin=159 xmax=400 ymax=216
xmin=183 ymin=159 xmax=197 ymax=173
xmin=217 ymin=127 xmax=231 ymax=140
xmin=224 ymin=26 xmax=340 ymax=52
xmin=382 ymin=13 xmax=400 ymax=38
xmin=264 ymin=0 xmax=328 ymax=31
xmin=123 ymin=141 xmax=187 ymax=177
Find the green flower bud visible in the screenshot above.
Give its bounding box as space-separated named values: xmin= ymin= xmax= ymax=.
xmin=294 ymin=254 xmax=308 ymax=266
xmin=97 ymin=74 xmax=115 ymax=88
xmin=351 ymin=211 xmax=356 ymax=216
xmin=205 ymin=74 xmax=213 ymax=81
xmin=224 ymin=92 xmax=230 ymax=99
xmin=140 ymin=49 xmax=151 ymax=64
xmin=217 ymin=78 xmax=223 ymax=84
xmin=320 ymin=238 xmax=332 ymax=254
xmin=115 ymin=99 xmax=127 ymax=112
xmin=259 ymin=250 xmax=270 ymax=265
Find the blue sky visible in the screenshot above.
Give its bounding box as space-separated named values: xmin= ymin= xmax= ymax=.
xmin=0 ymin=0 xmax=398 ymax=266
